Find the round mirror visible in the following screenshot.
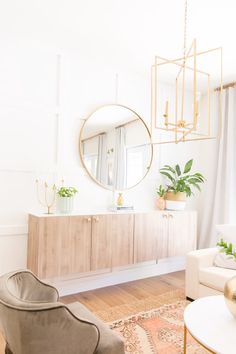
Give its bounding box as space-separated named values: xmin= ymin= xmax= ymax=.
xmin=79 ymin=104 xmax=153 ymax=190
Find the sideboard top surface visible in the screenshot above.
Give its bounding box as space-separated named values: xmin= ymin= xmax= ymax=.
xmin=29 ymin=209 xmax=197 ymax=218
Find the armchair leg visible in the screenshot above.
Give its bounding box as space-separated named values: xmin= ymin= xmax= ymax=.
xmin=5 ymin=343 xmax=13 ymax=354
xmin=186 ymin=296 xmax=194 ymax=302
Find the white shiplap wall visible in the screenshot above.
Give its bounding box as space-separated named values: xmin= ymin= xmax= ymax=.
xmin=0 ymin=44 xmax=208 ymax=275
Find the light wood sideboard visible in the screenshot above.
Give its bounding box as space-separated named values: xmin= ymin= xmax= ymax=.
xmin=27 ymin=211 xmax=197 ymax=279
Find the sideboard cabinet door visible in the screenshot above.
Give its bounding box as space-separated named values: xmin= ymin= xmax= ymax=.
xmin=38 ymin=216 xmax=70 ymax=279
xmin=167 ymin=211 xmax=197 ymax=257
xmin=91 ymin=215 xmax=112 ymax=271
xmin=91 ymin=214 xmax=134 ymax=271
xmin=68 ymin=216 xmax=92 ymax=275
xmin=111 ymin=214 xmax=134 ymax=268
xmin=134 ymin=212 xmax=168 ymax=263
xmin=27 ymin=215 xmax=92 ymax=278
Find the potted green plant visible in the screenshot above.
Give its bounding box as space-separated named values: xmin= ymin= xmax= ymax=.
xmin=57 ymin=187 xmax=78 ymax=214
xmin=160 ymin=159 xmax=205 ymax=210
xmin=156 ymin=185 xmax=166 ymax=210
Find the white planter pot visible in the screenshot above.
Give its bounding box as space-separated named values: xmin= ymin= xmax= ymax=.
xmin=165 ymin=200 xmax=186 ymax=211
xmin=57 ymin=197 xmax=74 ymax=214
xmin=165 ymin=191 xmax=186 ymax=211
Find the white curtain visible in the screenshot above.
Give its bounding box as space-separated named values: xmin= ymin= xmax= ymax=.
xmin=96 ymin=133 xmax=107 ymax=185
xmin=201 ymin=88 xmax=236 ymax=246
xmin=114 ymin=126 xmax=126 ymax=190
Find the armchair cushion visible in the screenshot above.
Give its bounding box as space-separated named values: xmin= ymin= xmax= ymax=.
xmin=213 ymin=224 xmax=236 ymax=270
xmin=199 ymin=266 xmax=236 ymax=292
xmin=213 ymin=252 xmax=236 ymax=270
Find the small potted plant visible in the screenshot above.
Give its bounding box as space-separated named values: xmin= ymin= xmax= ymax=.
xmin=57 ymin=186 xmax=78 ymax=214
xmin=156 ymin=185 xmax=166 ymax=210
xmin=160 ymin=159 xmax=205 ymax=210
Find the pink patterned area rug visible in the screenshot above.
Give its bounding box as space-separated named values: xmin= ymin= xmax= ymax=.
xmin=109 ymin=300 xmax=209 ymax=354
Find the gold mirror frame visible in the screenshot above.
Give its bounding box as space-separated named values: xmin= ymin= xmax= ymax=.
xmin=79 ymin=104 xmax=153 ymax=191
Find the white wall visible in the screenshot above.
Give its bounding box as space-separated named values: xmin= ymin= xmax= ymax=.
xmin=0 ymin=46 xmax=218 ymax=273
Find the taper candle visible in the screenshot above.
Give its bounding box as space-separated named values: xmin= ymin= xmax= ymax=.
xmin=164 ymin=100 xmax=169 ymax=126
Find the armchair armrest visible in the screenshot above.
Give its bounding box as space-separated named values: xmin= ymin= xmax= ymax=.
xmin=185 ymin=248 xmax=218 ymax=300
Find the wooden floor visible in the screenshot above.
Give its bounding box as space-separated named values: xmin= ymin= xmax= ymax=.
xmin=0 ymin=271 xmax=185 ymax=353
xmin=61 ymin=271 xmax=185 ymax=310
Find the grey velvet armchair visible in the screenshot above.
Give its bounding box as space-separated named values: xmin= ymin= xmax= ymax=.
xmin=0 ymin=270 xmax=125 ymax=354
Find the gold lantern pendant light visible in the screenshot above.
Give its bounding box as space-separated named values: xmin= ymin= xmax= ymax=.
xmin=151 ymin=0 xmax=222 ymax=144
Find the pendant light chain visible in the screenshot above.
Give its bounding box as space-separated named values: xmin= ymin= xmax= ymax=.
xmin=183 ymin=0 xmax=188 ymax=59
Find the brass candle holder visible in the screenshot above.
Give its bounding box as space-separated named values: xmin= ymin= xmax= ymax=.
xmin=36 ymin=179 xmax=57 ymax=214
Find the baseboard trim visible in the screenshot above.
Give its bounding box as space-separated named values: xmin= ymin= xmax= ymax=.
xmin=46 ymin=257 xmax=186 ymax=297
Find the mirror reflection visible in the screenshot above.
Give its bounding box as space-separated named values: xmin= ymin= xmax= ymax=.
xmin=80 ymin=105 xmax=153 ymax=190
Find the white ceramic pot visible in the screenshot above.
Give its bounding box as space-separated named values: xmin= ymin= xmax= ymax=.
xmin=57 ymin=197 xmax=74 ymax=214
xmin=165 ymin=192 xmax=186 ymax=211
xmin=165 ymin=200 xmax=186 ymax=211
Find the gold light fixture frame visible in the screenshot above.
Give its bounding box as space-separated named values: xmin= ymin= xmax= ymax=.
xmin=151 ymin=42 xmax=222 ymax=144
xmin=150 ymin=0 xmax=223 ymax=145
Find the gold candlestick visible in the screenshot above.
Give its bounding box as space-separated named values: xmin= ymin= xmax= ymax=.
xmin=36 ymin=179 xmax=56 ymax=214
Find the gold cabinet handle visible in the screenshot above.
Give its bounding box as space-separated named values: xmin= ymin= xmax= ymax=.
xmin=85 ymin=217 xmax=91 ymax=222
xmin=93 ymin=217 xmax=99 ymax=222
xmin=168 ymin=213 xmax=173 ymax=218
xmin=162 ymin=213 xmax=168 ymax=218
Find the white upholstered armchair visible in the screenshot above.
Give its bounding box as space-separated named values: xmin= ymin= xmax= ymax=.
xmin=186 ymin=224 xmax=236 ymax=300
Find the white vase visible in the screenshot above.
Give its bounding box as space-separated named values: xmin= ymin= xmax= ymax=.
xmin=165 ymin=200 xmax=186 ymax=211
xmin=57 ymin=197 xmax=74 ymax=214
xmin=165 ymin=191 xmax=186 ymax=211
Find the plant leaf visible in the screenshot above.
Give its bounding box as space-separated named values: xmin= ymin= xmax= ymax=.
xmin=185 ymin=185 xmax=192 ymax=197
xmin=160 ymin=171 xmax=175 ymax=183
xmin=191 ymin=183 xmax=201 ymax=191
xmin=194 ymin=172 xmax=206 ymax=181
xmin=188 ymin=178 xmax=202 ymax=184
xmin=184 ymin=159 xmax=193 ymax=174
xmin=161 ymin=165 xmax=177 ymax=175
xmin=175 ymin=164 xmax=181 ymax=176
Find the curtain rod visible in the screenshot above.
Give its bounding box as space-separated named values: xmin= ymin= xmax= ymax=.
xmin=215 ymin=81 xmax=236 ymax=91
xmin=82 ymin=131 xmax=106 ymax=142
xmin=82 ymin=118 xmax=139 ymax=142
xmin=116 ymin=118 xmax=139 ymax=129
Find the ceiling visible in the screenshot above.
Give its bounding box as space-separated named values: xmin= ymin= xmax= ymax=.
xmin=0 ymin=0 xmax=235 ymax=86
